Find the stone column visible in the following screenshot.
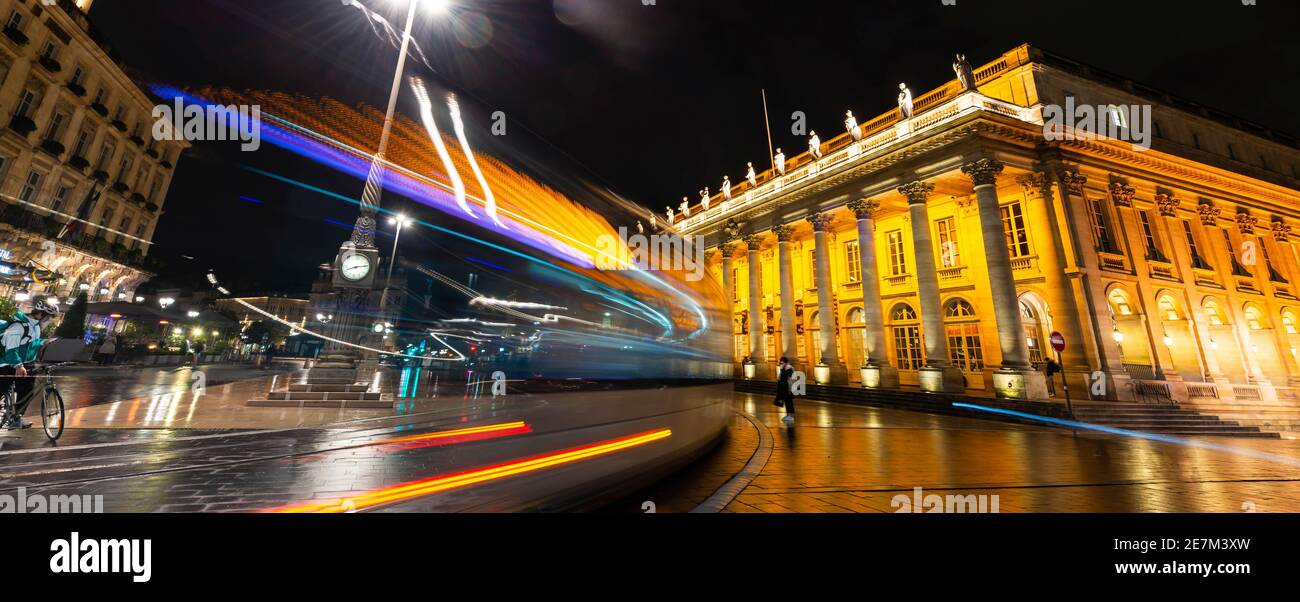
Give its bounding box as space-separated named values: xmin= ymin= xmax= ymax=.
xmin=898 ymin=181 xmax=964 ymax=393
xmin=1018 ymin=171 xmax=1089 ymax=391
xmin=774 ymin=224 xmax=798 ymax=363
xmin=719 ymin=242 xmax=736 ymax=369
xmin=846 ymin=197 xmax=899 ymax=388
xmin=744 ymin=234 xmax=770 ymax=379
xmin=960 ymin=159 xmax=1048 ymax=399
xmin=807 ymin=212 xmax=848 ymax=384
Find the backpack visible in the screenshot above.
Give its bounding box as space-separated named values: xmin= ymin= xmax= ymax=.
xmin=0 ymin=312 xmax=41 ymax=366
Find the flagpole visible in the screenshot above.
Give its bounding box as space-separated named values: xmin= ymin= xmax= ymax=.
xmin=762 ymin=88 xmax=775 ymax=173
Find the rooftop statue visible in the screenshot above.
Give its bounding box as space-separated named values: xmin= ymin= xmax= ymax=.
xmin=845 ymin=110 xmax=862 ymax=141
xmin=720 ymin=176 xmax=731 ymax=200
xmin=954 ymin=53 xmax=976 ymax=92
xmin=679 ymin=197 xmax=691 ymax=218
xmin=746 ymin=162 xmax=757 ymax=187
xmin=898 ymin=83 xmax=914 ymax=119
xmin=809 ymin=131 xmax=822 ymax=159
xmin=665 ymin=206 xmax=674 ymax=223
xmin=774 ymin=148 xmax=786 ymax=175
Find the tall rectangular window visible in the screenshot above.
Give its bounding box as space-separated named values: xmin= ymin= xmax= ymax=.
xmin=50 ymin=185 xmax=69 ymax=213
xmin=1000 ymin=201 xmax=1031 ymax=258
xmin=5 ymin=11 xmax=24 ymax=31
xmin=1138 ymin=210 xmax=1165 ymax=261
xmin=15 ymin=89 xmax=38 ymax=118
xmin=887 ymin=230 xmax=907 ymax=276
xmin=844 ymin=241 xmax=861 ymax=282
xmin=1261 ymin=238 xmax=1287 ymax=283
xmin=946 ymin=324 xmax=984 ymax=372
xmin=808 ymin=250 xmax=817 ymax=289
xmin=44 ymin=111 xmax=66 ymax=140
xmin=892 ymin=326 xmax=923 ymax=370
xmin=72 ymin=128 xmax=91 ymax=158
xmin=1224 ymin=230 xmax=1251 ymax=276
xmin=1090 ymin=198 xmax=1114 ymax=251
xmin=936 ymin=217 xmax=960 ymax=267
xmin=1183 ymin=220 xmax=1211 ymax=270
xmin=18 ymin=171 xmax=42 ymax=204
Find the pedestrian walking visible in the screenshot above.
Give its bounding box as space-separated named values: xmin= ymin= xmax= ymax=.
xmin=1044 ymin=357 xmax=1061 ymax=396
xmin=774 ymin=356 xmax=796 ymax=426
xmin=98 ymin=334 xmax=117 ymax=365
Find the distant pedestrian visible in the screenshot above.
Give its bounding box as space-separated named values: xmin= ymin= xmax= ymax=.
xmin=194 ymin=341 xmax=206 ymax=364
xmin=97 ymin=334 xmax=117 ymax=365
xmin=262 ymin=344 xmax=276 ymax=370
xmin=1044 ymin=357 xmax=1061 ymax=396
xmin=774 ymin=356 xmax=796 ymax=426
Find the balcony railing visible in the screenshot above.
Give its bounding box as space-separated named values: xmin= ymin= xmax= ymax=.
xmin=1009 ymin=255 xmax=1038 ymax=273
xmin=673 ymin=91 xmax=1043 ymax=233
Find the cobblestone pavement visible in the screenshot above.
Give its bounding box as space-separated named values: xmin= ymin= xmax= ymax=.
xmin=685 ymin=393 xmax=1300 ymax=513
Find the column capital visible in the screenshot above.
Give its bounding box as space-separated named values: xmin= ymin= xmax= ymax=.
xmin=846 ymin=197 xmax=881 ymax=219
xmin=1154 ymin=192 xmax=1180 ymax=217
xmin=1236 ymin=211 xmax=1258 ymax=235
xmin=1016 ymin=172 xmax=1054 ymax=199
xmin=742 ymin=233 xmax=764 ymax=249
xmin=807 ymin=212 xmax=833 ymax=232
xmin=1061 ymin=171 xmax=1088 ymax=196
xmin=773 ymin=223 xmax=795 ymax=242
xmin=897 ymin=181 xmax=935 ymax=205
xmin=1197 ymin=201 xmax=1221 ymax=227
xmin=1109 ymin=181 xmax=1136 ymax=207
xmin=722 ymin=218 xmax=744 ymax=242
xmin=1272 ymin=219 xmax=1292 ymax=242
xmin=719 ymin=242 xmax=736 ymax=256
xmin=960 ymin=158 xmax=1004 ymax=187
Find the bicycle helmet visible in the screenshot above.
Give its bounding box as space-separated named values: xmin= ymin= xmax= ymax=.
xmin=30 ymin=298 xmax=59 ymax=316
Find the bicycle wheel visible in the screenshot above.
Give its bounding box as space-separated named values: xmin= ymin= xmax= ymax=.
xmin=41 ymin=388 xmax=64 ymax=441
xmin=0 ymin=388 xmax=13 ymax=429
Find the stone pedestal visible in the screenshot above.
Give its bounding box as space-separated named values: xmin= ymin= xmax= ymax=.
xmin=919 ymin=366 xmax=966 ymax=393
xmin=992 ymin=369 xmax=1049 ymax=400
xmin=813 ymin=362 xmax=849 ymax=385
xmin=861 ymin=364 xmax=900 ymax=389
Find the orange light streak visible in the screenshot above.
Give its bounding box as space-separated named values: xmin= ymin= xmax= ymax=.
xmin=270 ymin=428 xmax=672 ymax=513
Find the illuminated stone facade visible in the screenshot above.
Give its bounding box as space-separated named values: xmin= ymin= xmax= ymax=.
xmin=0 ymin=0 xmax=187 ymax=302
xmin=678 ymin=45 xmax=1300 ymax=403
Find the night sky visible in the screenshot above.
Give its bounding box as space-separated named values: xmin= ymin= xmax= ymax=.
xmin=86 ymin=0 xmax=1300 ymax=294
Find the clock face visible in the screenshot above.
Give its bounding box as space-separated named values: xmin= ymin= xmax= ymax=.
xmin=339 ymin=252 xmax=372 ymax=281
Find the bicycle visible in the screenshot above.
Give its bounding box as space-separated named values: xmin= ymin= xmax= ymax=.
xmin=0 ymin=362 xmax=71 ymax=441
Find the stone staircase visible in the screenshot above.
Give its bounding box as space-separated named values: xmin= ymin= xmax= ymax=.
xmin=246 ymin=351 xmax=393 ymax=409
xmin=1177 ymin=400 xmax=1300 ymax=437
xmin=733 ymin=380 xmax=1279 ymax=438
xmin=1069 ymin=403 xmax=1278 ymax=438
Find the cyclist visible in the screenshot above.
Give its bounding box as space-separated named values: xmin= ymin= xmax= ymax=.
xmin=0 ymin=299 xmax=59 ymax=429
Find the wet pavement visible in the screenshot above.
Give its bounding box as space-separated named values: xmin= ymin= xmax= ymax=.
xmin=613 ymin=392 xmax=1300 ymax=513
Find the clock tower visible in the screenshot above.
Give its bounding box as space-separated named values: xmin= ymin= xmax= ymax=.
xmin=331 ymin=210 xmax=379 ymax=290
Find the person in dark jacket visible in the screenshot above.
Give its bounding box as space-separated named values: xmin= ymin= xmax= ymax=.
xmin=775 ymin=357 xmax=796 ymax=426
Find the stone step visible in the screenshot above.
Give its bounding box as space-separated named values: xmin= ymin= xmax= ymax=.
xmin=266 ymin=391 xmax=382 ymax=401
xmin=287 ymin=384 xmax=370 ymax=393
xmin=246 ymin=398 xmax=393 ymax=410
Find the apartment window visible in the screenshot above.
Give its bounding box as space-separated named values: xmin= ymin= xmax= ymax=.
xmin=70 ymin=66 xmax=85 ymax=86
xmin=1090 ymin=198 xmax=1115 ymax=251
xmin=97 ymin=143 xmax=115 ymax=170
xmin=887 ymin=230 xmax=907 ymax=276
xmin=44 ymin=111 xmax=66 ymax=140
xmin=15 ymin=89 xmax=38 ymax=118
xmin=92 ymin=88 xmax=105 ymax=105
xmin=936 ymin=217 xmax=960 ymax=267
xmin=1182 ymin=221 xmax=1211 ymax=270
xmin=117 ymin=156 xmax=133 ymax=181
xmin=50 ymin=185 xmax=70 ymax=213
xmin=1000 ymin=201 xmax=1031 ymax=258
xmin=1224 ymin=230 xmax=1251 ymax=276
xmin=72 ymin=129 xmax=92 ymax=158
xmin=844 ymin=241 xmax=861 ymax=282
xmin=113 ymin=105 xmax=125 ymax=122
xmin=39 ymin=41 xmax=58 ymax=60
xmin=1138 ymin=210 xmax=1166 ymax=261
xmin=18 ymin=171 xmax=42 ymax=204
xmin=148 ymin=179 xmax=160 ymax=202
xmin=5 ymin=10 xmax=24 ymax=32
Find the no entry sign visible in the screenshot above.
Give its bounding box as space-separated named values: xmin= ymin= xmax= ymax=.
xmin=1049 ymin=331 xmax=1066 ymax=353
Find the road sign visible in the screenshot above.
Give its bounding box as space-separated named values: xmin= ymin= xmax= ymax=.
xmin=1049 ymin=331 xmax=1066 ymax=353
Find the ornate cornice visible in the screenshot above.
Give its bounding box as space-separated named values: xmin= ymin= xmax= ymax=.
xmin=1016 ymin=172 xmax=1053 ymax=198
xmin=845 ymin=197 xmax=881 ymax=219
xmin=961 ymin=158 xmax=1004 ymax=187
xmin=1272 ymin=219 xmax=1292 ymax=243
xmin=807 ymin=212 xmax=833 ymax=232
xmin=897 ymin=181 xmax=935 ymax=205
xmin=773 ymin=223 xmax=795 ymax=242
xmin=1198 ymin=202 xmax=1221 ymax=227
xmin=1154 ymin=192 xmax=1180 ymax=218
xmin=1109 ymin=182 xmax=1136 ymax=208
xmin=1237 ymin=212 xmax=1258 ymax=235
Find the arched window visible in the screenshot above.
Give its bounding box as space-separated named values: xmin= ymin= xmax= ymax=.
xmin=1158 ymin=296 xmax=1181 ymax=321
xmin=1204 ymin=300 xmax=1225 ymax=326
xmin=1245 ymin=305 xmax=1265 ymax=330
xmin=945 ymin=299 xmax=982 ymax=373
xmin=1109 ymin=289 xmax=1134 ymax=316
xmin=891 ymin=304 xmax=917 ymax=322
xmin=889 ymin=303 xmax=922 ymax=370
xmin=846 ymin=307 xmax=866 ymax=370
xmin=847 ymin=307 xmax=865 ymax=324
xmin=1283 ymin=310 xmax=1298 ymax=334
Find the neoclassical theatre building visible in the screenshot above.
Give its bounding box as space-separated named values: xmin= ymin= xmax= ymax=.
xmin=674 ymin=44 xmax=1300 ymax=404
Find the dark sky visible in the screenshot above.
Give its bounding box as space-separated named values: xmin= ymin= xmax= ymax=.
xmin=87 ymin=0 xmax=1300 ymax=294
